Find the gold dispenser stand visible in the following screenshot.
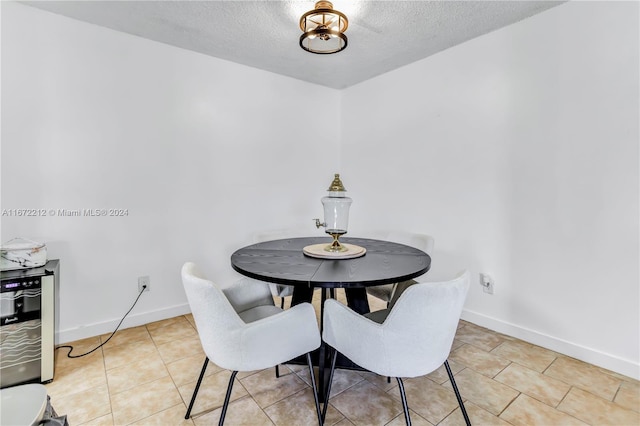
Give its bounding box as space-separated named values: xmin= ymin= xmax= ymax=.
xmin=325 ymin=231 xmax=347 ymax=252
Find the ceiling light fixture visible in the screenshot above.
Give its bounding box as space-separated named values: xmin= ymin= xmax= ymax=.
xmin=299 ymin=1 xmax=348 ymax=54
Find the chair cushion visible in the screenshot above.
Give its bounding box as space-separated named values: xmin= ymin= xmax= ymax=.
xmin=238 ymin=305 xmax=283 ymax=323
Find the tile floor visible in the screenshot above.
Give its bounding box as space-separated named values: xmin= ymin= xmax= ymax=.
xmin=46 ymin=290 xmax=639 ymax=426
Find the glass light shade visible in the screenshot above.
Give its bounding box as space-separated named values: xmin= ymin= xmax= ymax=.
xmin=322 ymin=191 xmax=352 ymax=235
xmin=300 ymin=30 xmax=347 ymax=54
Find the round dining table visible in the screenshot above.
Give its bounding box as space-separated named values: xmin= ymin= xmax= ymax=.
xmin=231 ymin=236 xmax=431 ymax=402
xmin=230 ymin=236 xmax=431 ymax=314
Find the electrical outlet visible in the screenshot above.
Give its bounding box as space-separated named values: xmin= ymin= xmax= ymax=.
xmin=480 ymin=273 xmax=494 ymax=294
xmin=138 ymin=276 xmax=150 ymax=292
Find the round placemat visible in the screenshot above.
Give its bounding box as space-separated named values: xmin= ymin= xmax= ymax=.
xmin=303 ymin=243 xmax=366 ymax=259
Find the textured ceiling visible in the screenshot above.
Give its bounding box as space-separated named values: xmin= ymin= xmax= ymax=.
xmin=21 ymin=1 xmax=565 ymax=89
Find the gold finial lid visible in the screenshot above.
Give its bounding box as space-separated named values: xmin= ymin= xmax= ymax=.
xmin=327 ymin=173 xmax=346 ymax=192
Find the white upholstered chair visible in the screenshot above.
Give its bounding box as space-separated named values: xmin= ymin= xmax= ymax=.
xmin=322 ymin=271 xmax=471 ymax=426
xmin=181 ymin=262 xmax=322 ymax=425
xmin=365 ymin=231 xmax=435 ymax=306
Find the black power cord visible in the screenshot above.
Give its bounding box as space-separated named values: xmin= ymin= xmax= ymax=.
xmin=55 ymin=284 xmax=147 ymax=358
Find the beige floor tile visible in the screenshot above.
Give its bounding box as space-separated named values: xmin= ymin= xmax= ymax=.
xmin=544 ymin=356 xmax=622 ymax=401
xmin=397 ymin=376 xmax=461 ymax=425
xmin=111 ymin=376 xmax=183 ymax=425
xmin=263 ymin=387 xmax=324 ymax=425
xmin=444 ymin=368 xmax=519 ymax=415
xmin=321 ymin=404 xmax=349 ymax=426
xmin=449 ymin=344 xmax=510 ymax=378
xmin=100 ymin=325 xmax=152 ymax=347
xmin=63 ymin=335 xmax=103 ymax=348
xmin=494 ymin=331 xmax=520 ymax=342
xmin=332 ymin=418 xmax=356 ymax=426
xmin=291 ymin=363 xmax=314 ymax=386
xmin=298 ymin=365 xmax=365 ymax=398
xmin=329 ymin=380 xmax=403 ymax=426
xmin=167 ymin=354 xmax=223 ymax=387
xmin=237 ymin=369 xmax=263 ymax=379
xmin=50 ymin=384 xmax=111 ymax=425
xmin=292 ymin=364 xmax=316 ymax=386
xmin=106 ymin=350 xmax=169 ymax=394
xmin=558 ymin=387 xmax=640 ymax=425
xmin=286 ymin=362 xmax=308 ymax=374
xmin=439 ymin=402 xmax=511 ymax=426
xmin=77 ymin=413 xmax=114 ymax=426
xmin=385 ymin=409 xmax=433 ymax=426
xmin=146 ymin=315 xmax=190 ymax=331
xmin=193 ymin=395 xmax=274 ymax=426
xmin=55 ymin=337 xmax=103 ymax=367
xmin=129 ymin=403 xmax=195 ymax=425
xmin=495 ymin=363 xmax=570 ymax=407
xmin=426 ymin=360 xmax=465 ymax=385
xmin=185 ymin=313 xmax=197 ymax=329
xmin=454 ymin=323 xmax=505 ymax=352
xmin=283 ymin=364 xmax=309 ymax=377
xmin=500 ymin=394 xmax=587 ymax=425
xmin=358 ymin=371 xmax=397 ymax=392
xmin=46 ymin=355 xmax=107 ymax=400
xmin=450 ymin=338 xmax=466 ymax=351
xmin=177 ymin=370 xmax=249 ymax=417
xmin=239 ymin=366 xmax=309 ymax=408
xmin=613 ymin=380 xmax=640 ymax=412
xmin=54 ymin=346 xmax=104 ymax=373
xmin=148 ymin=321 xmax=198 ymax=346
xmin=615 ymin=380 xmax=640 ymax=413
xmin=156 ymin=336 xmax=205 ymax=364
xmin=596 ymin=366 xmax=640 ymax=384
xmin=491 ymin=339 xmax=557 ymax=372
xmin=103 ymin=338 xmax=158 ymax=370
xmin=366 ymin=294 xmax=388 ymax=313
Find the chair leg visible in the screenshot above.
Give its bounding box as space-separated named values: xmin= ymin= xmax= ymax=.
xmin=396 ymin=377 xmax=412 ymax=426
xmin=445 ymin=360 xmax=471 ymax=426
xmin=185 ymin=356 xmax=209 ymax=419
xmin=219 ymin=370 xmax=238 ymax=426
xmin=280 ymin=297 xmax=285 ymax=309
xmin=321 ymin=348 xmax=338 ymax=423
xmin=275 ymin=364 xmax=280 ymax=378
xmin=306 ymin=353 xmax=323 ymax=426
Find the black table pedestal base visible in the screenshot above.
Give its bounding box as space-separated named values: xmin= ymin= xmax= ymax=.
xmin=288 ymin=286 xmax=369 ymax=403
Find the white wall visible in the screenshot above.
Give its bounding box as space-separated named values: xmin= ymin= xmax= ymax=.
xmin=342 ymin=1 xmax=639 ymax=378
xmin=1 ymin=2 xmax=340 ymax=341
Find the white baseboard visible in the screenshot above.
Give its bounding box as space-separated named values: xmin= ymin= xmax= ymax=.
xmin=461 ymin=309 xmax=639 ymax=380
xmin=56 ymin=303 xmax=192 ymax=344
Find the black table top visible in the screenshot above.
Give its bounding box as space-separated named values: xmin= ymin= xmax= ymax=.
xmin=230 ymin=237 xmax=431 ymax=289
